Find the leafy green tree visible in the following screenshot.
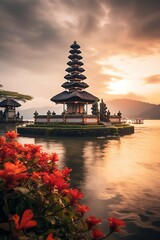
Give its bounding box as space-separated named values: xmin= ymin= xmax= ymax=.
xmin=0 ymin=85 xmax=33 ymax=102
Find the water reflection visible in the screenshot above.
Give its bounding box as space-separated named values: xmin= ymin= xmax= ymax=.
xmin=18 ymin=135 xmax=109 ymax=189
xmin=33 ymin=137 xmax=109 ymax=189
xmin=82 ymin=129 xmax=160 ymax=239
xmin=0 ymin=121 xmax=160 ymax=239
xmin=0 ymin=123 xmax=18 ymax=135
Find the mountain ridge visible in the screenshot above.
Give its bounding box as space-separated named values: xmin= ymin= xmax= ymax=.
xmin=106 ymin=99 xmax=159 ymax=119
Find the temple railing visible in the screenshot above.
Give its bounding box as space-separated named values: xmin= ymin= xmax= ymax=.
xmin=109 ymin=115 xmax=122 ymax=124
xmin=34 ymin=112 xmax=99 ymax=125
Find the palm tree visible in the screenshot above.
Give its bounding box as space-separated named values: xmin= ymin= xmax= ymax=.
xmin=0 ymin=84 xmax=33 ymax=102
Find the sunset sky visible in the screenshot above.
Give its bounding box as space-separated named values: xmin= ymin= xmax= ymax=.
xmin=0 ymin=0 xmax=160 ymax=112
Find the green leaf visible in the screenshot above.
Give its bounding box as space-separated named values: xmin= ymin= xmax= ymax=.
xmin=43 ymin=216 xmax=56 ymax=225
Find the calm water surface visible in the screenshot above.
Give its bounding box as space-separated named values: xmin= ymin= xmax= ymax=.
xmin=1 ymin=120 xmax=160 ymax=240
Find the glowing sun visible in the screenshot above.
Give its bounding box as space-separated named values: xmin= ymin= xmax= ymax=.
xmin=107 ymin=79 xmax=132 ymax=94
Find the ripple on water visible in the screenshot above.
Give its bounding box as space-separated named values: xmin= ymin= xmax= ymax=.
xmin=138 ymin=213 xmax=150 ymax=222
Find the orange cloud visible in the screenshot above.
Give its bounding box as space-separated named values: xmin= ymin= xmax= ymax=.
xmin=144 ymin=74 xmax=160 ymax=84
xmin=0 ymin=0 xmax=160 ymax=106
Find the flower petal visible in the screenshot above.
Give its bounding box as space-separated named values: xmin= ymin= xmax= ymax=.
xmin=19 ymin=209 xmax=34 ymax=229
xmin=12 ymin=214 xmax=20 ymax=230
xmin=20 ymin=220 xmax=37 ymax=230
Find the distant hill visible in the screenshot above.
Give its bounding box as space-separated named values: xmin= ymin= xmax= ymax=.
xmin=139 ymin=104 xmax=160 ymax=119
xmin=106 ymin=99 xmax=160 ymax=119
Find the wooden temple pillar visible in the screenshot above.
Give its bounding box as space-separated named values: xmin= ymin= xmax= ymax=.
xmin=86 ymin=102 xmax=88 ymax=114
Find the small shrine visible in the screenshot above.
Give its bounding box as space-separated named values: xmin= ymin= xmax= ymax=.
xmin=0 ymin=98 xmax=23 ymax=122
xmin=99 ymin=99 xmax=122 ymax=124
xmin=50 ymin=41 xmax=99 ymax=114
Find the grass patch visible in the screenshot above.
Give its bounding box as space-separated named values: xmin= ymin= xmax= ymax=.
xmin=27 ymin=123 xmax=105 ymax=129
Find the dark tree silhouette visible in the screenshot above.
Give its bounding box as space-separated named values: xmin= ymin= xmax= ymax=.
xmin=0 ymin=85 xmax=33 ymax=102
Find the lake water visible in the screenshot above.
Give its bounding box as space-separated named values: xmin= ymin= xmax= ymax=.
xmin=0 ymin=120 xmax=160 ymax=240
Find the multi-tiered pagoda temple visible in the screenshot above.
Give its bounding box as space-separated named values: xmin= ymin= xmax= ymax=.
xmin=51 ymin=41 xmax=99 ymax=114
xmin=33 ymin=41 xmax=123 ymax=125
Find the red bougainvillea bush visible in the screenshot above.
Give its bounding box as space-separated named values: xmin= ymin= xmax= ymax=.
xmin=0 ymin=131 xmax=125 ymax=240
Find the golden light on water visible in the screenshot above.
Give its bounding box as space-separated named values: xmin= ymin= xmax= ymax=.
xmin=82 ymin=125 xmax=160 ymax=212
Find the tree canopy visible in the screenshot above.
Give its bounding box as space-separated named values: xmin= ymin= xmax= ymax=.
xmin=0 ymin=85 xmax=33 ymax=102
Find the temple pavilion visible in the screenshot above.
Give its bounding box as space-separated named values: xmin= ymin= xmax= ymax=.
xmin=0 ymin=98 xmax=23 ymax=122
xmin=50 ymin=41 xmax=99 ymax=114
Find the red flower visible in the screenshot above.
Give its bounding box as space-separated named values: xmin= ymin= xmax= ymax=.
xmin=46 ymin=233 xmax=54 ymax=240
xmin=0 ymin=161 xmax=27 ymax=188
xmin=61 ymin=167 xmax=72 ymax=178
xmin=55 ymin=177 xmax=69 ymax=193
xmin=91 ymin=228 xmax=106 ymax=239
xmin=76 ymin=204 xmax=90 ymax=216
xmin=12 ymin=209 xmax=37 ymax=230
xmin=52 ymin=169 xmax=63 ymax=178
xmin=43 ymin=172 xmax=56 ymax=187
xmin=50 ymin=152 xmax=59 ymax=162
xmin=5 ymin=130 xmax=19 ymax=140
xmin=108 ymin=217 xmax=125 ymax=233
xmin=67 ymin=188 xmax=83 ymax=204
xmin=23 ymin=144 xmax=42 ymax=161
xmin=86 ymin=216 xmax=101 ymax=229
xmin=0 ymin=136 xmax=6 ymax=145
xmin=0 ymin=142 xmax=21 ymax=163
xmin=43 ymin=173 xmax=69 ymax=192
xmin=35 ymin=152 xmax=58 ymax=171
